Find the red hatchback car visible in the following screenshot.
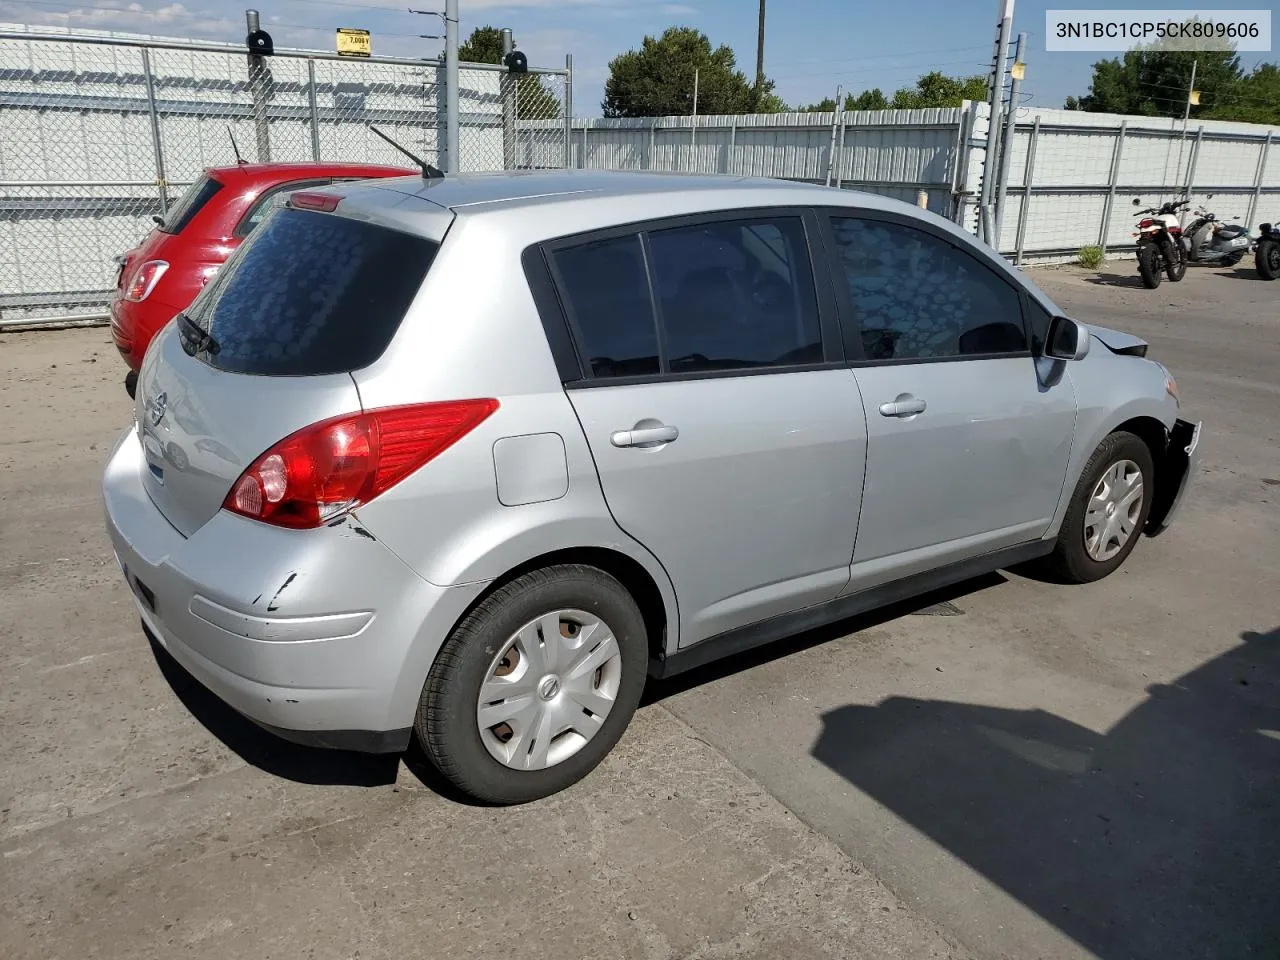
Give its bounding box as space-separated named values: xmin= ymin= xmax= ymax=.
xmin=111 ymin=161 xmax=410 ymax=393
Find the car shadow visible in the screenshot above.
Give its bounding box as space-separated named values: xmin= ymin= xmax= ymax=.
xmin=643 ymin=573 xmax=1006 ymax=705
xmin=1083 ymin=273 xmax=1148 ymax=289
xmin=810 ymin=627 xmax=1280 ymax=960
xmin=1220 ymin=266 xmax=1261 ymax=281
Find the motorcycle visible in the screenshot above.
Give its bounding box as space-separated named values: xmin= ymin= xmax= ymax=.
xmin=1180 ymin=196 xmax=1252 ymax=267
xmin=1256 ymin=221 xmax=1280 ymax=281
xmin=1131 ymin=197 xmax=1188 ymax=288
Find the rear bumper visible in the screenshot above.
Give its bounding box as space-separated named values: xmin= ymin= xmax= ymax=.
xmin=1147 ymin=418 xmax=1201 ymax=535
xmin=102 ymin=427 xmax=487 ymax=751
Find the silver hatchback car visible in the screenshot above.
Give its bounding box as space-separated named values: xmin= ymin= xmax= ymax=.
xmin=103 ymin=170 xmax=1200 ymax=803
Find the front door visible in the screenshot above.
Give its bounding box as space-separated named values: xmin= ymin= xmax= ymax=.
xmin=823 ymin=212 xmax=1077 ymax=587
xmin=546 ymin=213 xmax=867 ymax=647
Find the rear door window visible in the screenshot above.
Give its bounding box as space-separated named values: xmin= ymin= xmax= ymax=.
xmin=646 ymin=217 xmax=822 ymax=372
xmin=160 ymin=175 xmax=223 ymax=235
xmin=184 ymin=207 xmax=437 ymax=375
xmin=550 ymin=235 xmax=660 ymax=378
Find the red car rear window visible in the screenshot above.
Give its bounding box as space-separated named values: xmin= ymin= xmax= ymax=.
xmin=160 ymin=176 xmax=223 ymax=235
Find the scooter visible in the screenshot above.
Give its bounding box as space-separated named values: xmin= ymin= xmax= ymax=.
xmin=1181 ymin=196 xmax=1252 ymax=267
xmin=1131 ymin=197 xmax=1188 ymax=288
xmin=1256 ymin=222 xmax=1280 ymax=280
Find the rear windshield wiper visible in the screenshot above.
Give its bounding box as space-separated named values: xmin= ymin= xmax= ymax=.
xmin=176 ymin=312 xmax=219 ymax=356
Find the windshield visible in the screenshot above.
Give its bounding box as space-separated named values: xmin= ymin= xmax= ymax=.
xmin=160 ymin=175 xmax=223 ymax=235
xmin=183 ymin=207 xmax=438 ymax=376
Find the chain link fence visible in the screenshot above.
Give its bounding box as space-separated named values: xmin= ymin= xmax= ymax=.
xmin=0 ymin=27 xmax=571 ymax=325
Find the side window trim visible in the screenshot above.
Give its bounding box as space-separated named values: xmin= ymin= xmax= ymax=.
xmin=819 ymin=205 xmax=1033 ymax=366
xmin=534 ymin=206 xmax=844 ymax=388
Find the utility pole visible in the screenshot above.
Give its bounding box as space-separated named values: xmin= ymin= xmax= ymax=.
xmin=501 ymin=27 xmax=516 ymax=170
xmin=824 ymin=85 xmax=842 ymax=187
xmin=1174 ymin=58 xmax=1197 ymax=197
xmin=444 ymin=0 xmax=459 ymax=173
xmin=992 ymin=31 xmax=1026 ymax=251
xmin=978 ymin=0 xmax=1014 ymax=245
xmin=756 ymin=0 xmax=766 ymax=90
xmin=245 ymin=8 xmax=271 ymax=162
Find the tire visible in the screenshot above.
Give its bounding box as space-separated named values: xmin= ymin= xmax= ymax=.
xmin=1164 ymin=239 xmax=1186 ymax=281
xmin=1137 ymin=244 xmax=1162 ymax=288
xmin=1223 ymin=251 xmax=1244 ymax=268
xmin=416 ymin=564 xmax=649 ymax=804
xmin=1258 ymin=239 xmax=1280 ymax=280
xmin=1044 ymin=431 xmax=1156 ymax=584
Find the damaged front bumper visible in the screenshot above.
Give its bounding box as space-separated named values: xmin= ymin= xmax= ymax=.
xmin=1147 ymin=418 xmax=1201 ymax=535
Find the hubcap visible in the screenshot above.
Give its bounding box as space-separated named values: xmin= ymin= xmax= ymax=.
xmin=476 ymin=609 xmax=623 ymax=771
xmin=1084 ymin=459 xmax=1144 ymax=562
xmin=1268 ymin=247 xmax=1280 ymax=272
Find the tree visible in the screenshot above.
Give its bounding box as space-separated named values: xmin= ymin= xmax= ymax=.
xmin=459 ymin=25 xmax=561 ymax=119
xmin=797 ymin=89 xmax=890 ymax=113
xmin=1202 ymin=63 xmax=1280 ymax=125
xmin=889 ymin=72 xmax=987 ymax=109
xmin=1065 ymin=20 xmax=1245 ymax=118
xmin=603 ymin=26 xmax=779 ymax=117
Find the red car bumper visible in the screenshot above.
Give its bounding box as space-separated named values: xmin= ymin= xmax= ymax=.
xmin=110 ymin=294 xmax=180 ymax=373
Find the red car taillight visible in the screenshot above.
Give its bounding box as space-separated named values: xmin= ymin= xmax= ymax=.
xmin=124 ymin=260 xmax=169 ymax=301
xmin=222 ymin=399 xmax=499 ymax=529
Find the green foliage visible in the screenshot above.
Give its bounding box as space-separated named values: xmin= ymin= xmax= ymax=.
xmin=1064 ymin=18 xmax=1279 ymax=123
xmin=798 ymin=78 xmax=971 ymax=114
xmin=1077 ymin=245 xmax=1105 ymax=269
xmin=602 ymin=26 xmax=780 ymax=117
xmin=459 ymin=25 xmax=561 ymax=119
xmin=888 ymin=72 xmax=988 ymax=109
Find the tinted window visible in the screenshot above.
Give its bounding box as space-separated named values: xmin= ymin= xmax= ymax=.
xmin=830 ymin=217 xmax=1027 ymax=361
xmin=1025 ymin=297 xmax=1053 ymax=356
xmin=234 ymin=178 xmax=331 ymax=238
xmin=184 ymin=208 xmax=437 ymax=376
xmin=552 ymin=235 xmax=660 ymax=378
xmin=647 ymin=218 xmax=822 ymax=372
xmin=161 ymin=176 xmax=223 ymax=235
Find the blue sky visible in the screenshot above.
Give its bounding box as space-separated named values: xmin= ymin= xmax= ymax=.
xmin=2 ymin=0 xmax=1273 ymax=113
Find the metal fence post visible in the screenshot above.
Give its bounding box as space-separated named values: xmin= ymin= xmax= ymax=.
xmin=563 ymin=54 xmax=573 ymax=169
xmin=726 ymin=121 xmax=737 ymax=175
xmin=140 ymin=48 xmax=168 ymax=216
xmin=1014 ymin=116 xmax=1040 ymax=266
xmin=500 ymin=30 xmax=516 ymax=170
xmin=306 ymin=59 xmax=321 ymax=161
xmin=649 ymin=120 xmax=656 ymax=171
xmin=245 ymin=9 xmax=271 ymax=162
xmin=1246 ymin=132 xmax=1271 ymax=230
xmin=444 ymin=0 xmax=459 ymax=173
xmin=1098 ymin=120 xmax=1127 ymax=248
xmin=1184 ymin=125 xmax=1204 ymax=197
xmin=834 ymin=114 xmax=846 ymax=189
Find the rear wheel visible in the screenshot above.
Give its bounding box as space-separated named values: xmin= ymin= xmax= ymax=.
xmin=417 ymin=564 xmax=648 ymax=804
xmin=1137 ymin=244 xmax=1162 ymax=288
xmin=1044 ymin=431 xmax=1155 ymax=584
xmin=1223 ymin=251 xmax=1244 ymax=268
xmin=1164 ymin=239 xmax=1186 ymax=281
xmin=1258 ymin=239 xmax=1280 ymax=280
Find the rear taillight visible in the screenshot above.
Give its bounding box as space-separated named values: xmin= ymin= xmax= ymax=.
xmin=1138 ymin=218 xmax=1154 ymax=229
xmin=124 ymin=260 xmax=168 ymax=301
xmin=222 ymin=399 xmax=499 ymax=529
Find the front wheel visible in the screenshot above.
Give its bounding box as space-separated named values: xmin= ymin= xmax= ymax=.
xmin=1044 ymin=431 xmax=1156 ymax=584
xmin=1258 ymin=239 xmax=1280 ymax=280
xmin=417 ymin=564 xmax=649 ymax=804
xmin=1137 ymin=244 xmax=1163 ymax=288
xmin=1164 ymin=239 xmax=1186 ymax=281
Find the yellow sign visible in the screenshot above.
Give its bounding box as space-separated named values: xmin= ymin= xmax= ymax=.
xmin=1010 ymin=61 xmax=1025 ymax=81
xmin=336 ymin=27 xmax=371 ymax=58
xmin=1189 ymin=90 xmax=1201 ymax=105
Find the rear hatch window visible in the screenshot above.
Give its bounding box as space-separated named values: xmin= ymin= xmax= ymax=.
xmin=160 ymin=175 xmax=223 ymax=235
xmin=182 ymin=206 xmax=438 ymax=376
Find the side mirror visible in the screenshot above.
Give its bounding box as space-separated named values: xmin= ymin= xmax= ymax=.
xmin=1045 ymin=316 xmax=1090 ymax=361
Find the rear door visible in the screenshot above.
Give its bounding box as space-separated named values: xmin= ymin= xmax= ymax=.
xmin=546 ymin=209 xmax=867 ymax=648
xmin=821 ymin=210 xmax=1076 ymax=587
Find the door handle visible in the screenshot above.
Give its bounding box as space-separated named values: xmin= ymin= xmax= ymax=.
xmin=610 ymin=424 xmax=679 ymax=448
xmin=878 ymin=395 xmax=927 ymax=418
